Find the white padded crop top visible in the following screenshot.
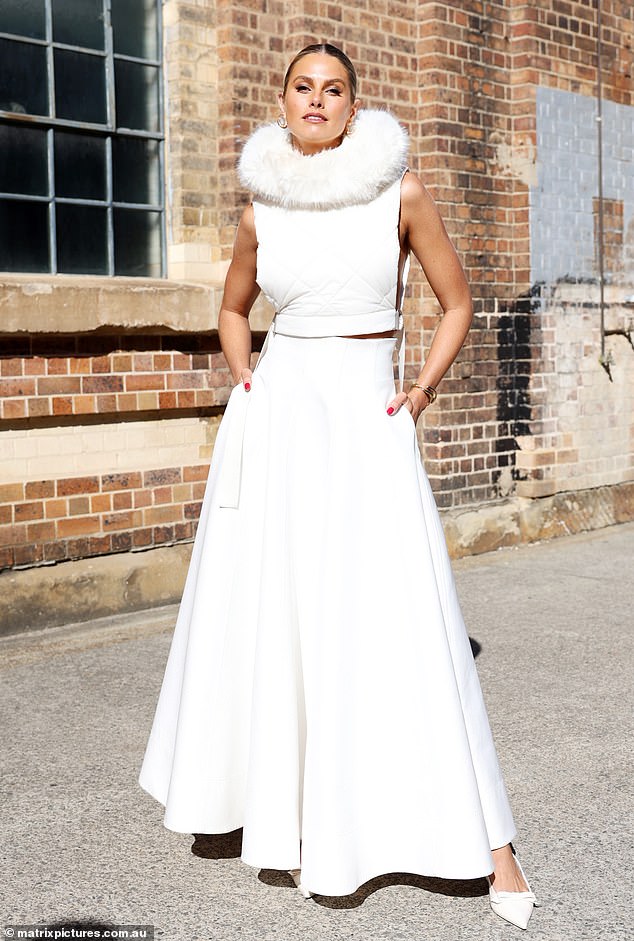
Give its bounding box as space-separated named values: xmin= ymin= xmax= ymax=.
xmin=253 ymin=175 xmax=409 ymax=338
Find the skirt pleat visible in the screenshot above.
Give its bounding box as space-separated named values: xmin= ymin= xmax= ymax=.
xmin=138 ymin=333 xmax=516 ymax=896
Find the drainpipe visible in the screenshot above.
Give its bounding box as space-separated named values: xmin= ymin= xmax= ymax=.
xmin=596 ymin=0 xmax=612 ymax=378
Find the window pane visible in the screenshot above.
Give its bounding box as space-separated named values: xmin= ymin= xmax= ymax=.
xmin=0 ymin=124 xmax=48 ymax=195
xmin=113 ymin=137 xmax=159 ymax=205
xmin=111 ymin=0 xmax=158 ymax=60
xmin=0 ymin=39 xmax=48 ymax=116
xmin=52 ymin=0 xmax=105 ymax=51
xmin=114 ymin=60 xmax=159 ymax=132
xmin=0 ymin=0 xmax=46 ymax=40
xmin=56 ymin=203 xmax=108 ymax=274
xmin=54 ymin=49 xmax=106 ymax=124
xmin=114 ymin=209 xmax=161 ymax=277
xmin=54 ymin=131 xmax=106 ymax=200
xmin=0 ymin=199 xmax=50 ymax=272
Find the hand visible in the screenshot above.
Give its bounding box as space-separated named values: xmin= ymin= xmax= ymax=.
xmin=386 ymin=387 xmax=428 ymax=425
xmin=238 ymin=367 xmax=253 ymax=391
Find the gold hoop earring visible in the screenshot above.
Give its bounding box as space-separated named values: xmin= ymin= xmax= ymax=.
xmin=345 ymin=121 xmax=355 ymax=136
xmin=277 ymin=115 xmax=287 ymax=129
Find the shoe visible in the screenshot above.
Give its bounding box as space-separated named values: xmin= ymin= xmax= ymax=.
xmin=288 ymin=868 xmax=313 ymax=900
xmin=487 ymin=848 xmax=537 ymax=930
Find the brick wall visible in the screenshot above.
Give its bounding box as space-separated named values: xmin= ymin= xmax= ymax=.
xmin=1 ymin=0 xmax=633 ymax=580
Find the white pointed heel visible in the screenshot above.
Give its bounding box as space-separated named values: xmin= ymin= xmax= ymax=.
xmin=488 ymin=849 xmax=538 ymax=930
xmin=288 ymin=868 xmax=313 ymax=899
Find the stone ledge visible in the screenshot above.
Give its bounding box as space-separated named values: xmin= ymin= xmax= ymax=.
xmin=443 ymin=478 xmax=634 ymax=558
xmin=0 ymin=274 xmax=274 ymax=334
xmin=2 ymin=479 xmax=633 ymax=635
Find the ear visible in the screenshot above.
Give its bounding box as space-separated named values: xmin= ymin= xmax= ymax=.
xmin=349 ymin=98 xmax=361 ymax=121
xmin=277 ymin=91 xmax=285 ymax=115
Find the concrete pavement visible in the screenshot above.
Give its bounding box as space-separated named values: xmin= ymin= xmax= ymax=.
xmin=2 ymin=522 xmax=633 ymax=940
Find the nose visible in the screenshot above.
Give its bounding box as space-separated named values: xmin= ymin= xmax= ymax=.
xmin=309 ymin=92 xmax=323 ymax=108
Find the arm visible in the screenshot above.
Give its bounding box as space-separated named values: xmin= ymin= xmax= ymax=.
xmin=218 ymin=203 xmax=261 ymax=387
xmin=388 ymin=171 xmax=474 ymax=420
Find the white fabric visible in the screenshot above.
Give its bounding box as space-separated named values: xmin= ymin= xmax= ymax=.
xmin=254 ymin=177 xmax=408 ymax=339
xmin=139 ymin=332 xmax=517 ymax=895
xmin=139 ymin=115 xmax=517 ymax=896
xmin=238 ymin=109 xmax=408 ymax=210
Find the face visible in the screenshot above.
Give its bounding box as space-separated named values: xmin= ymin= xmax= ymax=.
xmin=279 ymin=53 xmax=360 ymax=155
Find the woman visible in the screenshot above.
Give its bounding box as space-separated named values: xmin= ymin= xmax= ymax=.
xmin=139 ymin=43 xmax=537 ymax=930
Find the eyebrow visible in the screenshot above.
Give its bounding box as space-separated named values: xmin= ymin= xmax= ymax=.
xmin=292 ymin=75 xmax=346 ymax=85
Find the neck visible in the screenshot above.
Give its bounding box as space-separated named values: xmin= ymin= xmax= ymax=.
xmin=291 ymin=134 xmax=345 ymax=155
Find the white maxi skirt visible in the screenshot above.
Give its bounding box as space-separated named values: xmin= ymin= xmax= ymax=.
xmin=138 ymin=331 xmax=516 ymax=897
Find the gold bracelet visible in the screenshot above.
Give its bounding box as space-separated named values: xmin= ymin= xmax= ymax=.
xmin=409 ymin=383 xmax=437 ymax=404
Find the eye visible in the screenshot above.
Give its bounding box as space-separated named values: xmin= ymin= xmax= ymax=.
xmin=295 ymin=84 xmax=311 ymax=92
xmin=326 ymin=87 xmax=342 ymax=95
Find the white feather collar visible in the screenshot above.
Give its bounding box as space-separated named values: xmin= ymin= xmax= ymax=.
xmin=237 ymin=108 xmax=409 ymax=210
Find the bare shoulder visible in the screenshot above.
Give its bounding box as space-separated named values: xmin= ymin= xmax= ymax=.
xmin=234 ymin=202 xmax=257 ymax=253
xmin=400 ymin=170 xmax=440 ymax=216
xmin=238 ymin=202 xmax=256 ymax=236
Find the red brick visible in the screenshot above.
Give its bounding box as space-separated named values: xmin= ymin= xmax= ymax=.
xmin=88 ymin=534 xmax=113 ymax=555
xmin=125 ymin=374 xmax=165 ymax=392
xmin=56 ymin=516 xmax=101 ymax=537
xmin=82 ymin=375 xmax=124 ymax=394
xmin=112 ymin=354 xmax=133 ymax=371
xmin=37 ymin=376 xmax=81 ymax=395
xmin=166 ymin=372 xmax=207 ymax=390
xmin=0 ymin=523 xmax=26 ymax=547
xmin=0 ymin=547 xmax=14 ymax=569
xmin=174 ymin=521 xmax=194 ymax=541
xmin=45 ymin=498 xmax=67 ymax=518
xmin=102 ymin=510 xmax=143 ymax=530
xmin=46 ymin=357 xmax=69 ymax=375
xmin=184 ymin=464 xmax=209 ymax=482
xmin=73 ymin=395 xmax=96 ymax=414
xmin=91 ymin=493 xmax=112 ymax=513
xmin=0 ymin=377 xmax=36 ymax=397
xmin=52 ymin=396 xmax=74 ymax=415
xmin=23 ymin=357 xmax=46 ymax=376
xmin=152 ymin=486 xmax=173 ymax=505
xmin=96 ymin=394 xmax=118 ymax=413
xmin=177 ymin=391 xmax=196 ymax=408
xmin=102 ymin=472 xmax=142 ymax=491
xmin=112 ymin=491 xmax=133 ymax=510
xmin=133 ymin=489 xmax=152 ymax=508
xmin=14 ymin=543 xmax=44 ymax=566
xmin=143 ymin=468 xmax=181 ymax=486
xmin=43 ymin=542 xmax=67 ymax=562
xmin=184 ymin=501 xmax=202 ymax=520
xmin=91 ymin=355 xmax=112 ymax=373
xmin=2 ymin=398 xmax=27 ymax=419
xmin=110 ymin=530 xmax=132 ymax=551
xmin=153 ymin=354 xmax=172 ymax=370
xmin=56 ymin=476 xmax=100 ymax=497
xmin=153 ymin=524 xmax=175 ymax=543
xmin=15 ymin=501 xmax=44 ymax=521
xmin=0 ymin=483 xmax=24 ymax=503
xmin=27 ymin=521 xmax=56 ymax=542
xmin=132 ymin=528 xmax=153 ymax=548
xmin=69 ymin=496 xmax=91 ymax=516
xmin=144 ymin=505 xmax=182 ymax=525
xmin=1 ymin=358 xmax=23 ymax=376
xmin=69 ymin=357 xmax=91 ymax=375
xmin=159 ymin=392 xmax=178 ymax=410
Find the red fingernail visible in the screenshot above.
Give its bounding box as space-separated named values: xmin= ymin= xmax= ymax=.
xmin=244 ymin=382 xmax=251 ymax=391
xmin=387 ymin=406 xmax=394 ymax=415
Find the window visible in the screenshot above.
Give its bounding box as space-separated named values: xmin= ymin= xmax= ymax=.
xmin=0 ymin=0 xmax=164 ymax=277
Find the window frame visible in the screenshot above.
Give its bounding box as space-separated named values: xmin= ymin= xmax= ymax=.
xmin=0 ymin=0 xmax=166 ymax=278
